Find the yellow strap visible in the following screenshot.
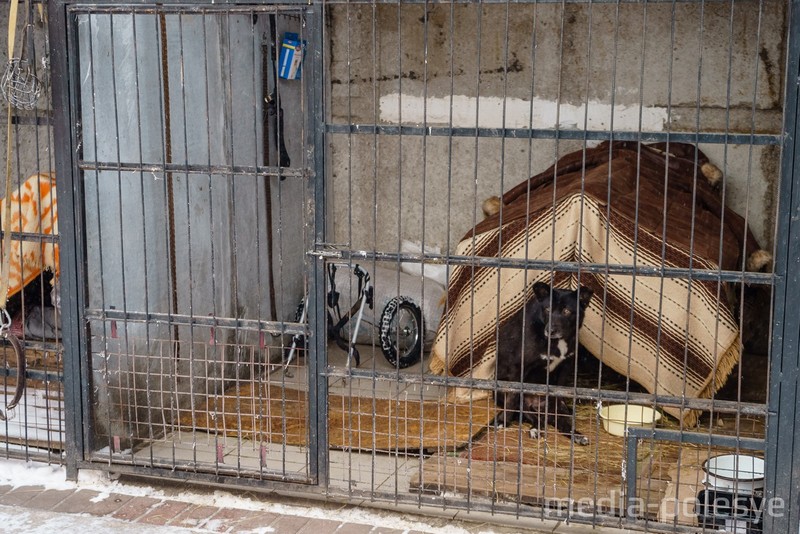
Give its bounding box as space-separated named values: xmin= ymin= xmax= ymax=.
xmin=7 ymin=0 xmax=19 ymax=60
xmin=0 ymin=109 xmax=13 ymax=309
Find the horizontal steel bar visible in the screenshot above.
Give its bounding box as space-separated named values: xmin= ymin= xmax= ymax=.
xmin=322 ymin=367 xmax=769 ymax=416
xmin=311 ymin=249 xmax=776 ymax=285
xmin=11 ymin=115 xmax=53 ymax=126
xmin=323 ymin=0 xmax=741 ymax=4
xmin=80 ymin=459 xmax=316 ymax=487
xmin=84 ymin=308 xmax=307 ymax=336
xmin=0 ymin=366 xmax=64 ymax=383
xmin=0 ymin=230 xmax=59 ymax=244
xmin=67 ymin=4 xmax=311 ymax=15
xmin=56 ymin=0 xmax=742 ymax=5
xmin=627 ymin=427 xmax=765 ymax=451
xmin=78 ymin=160 xmax=306 ymax=180
xmin=326 ymin=124 xmax=782 ymax=146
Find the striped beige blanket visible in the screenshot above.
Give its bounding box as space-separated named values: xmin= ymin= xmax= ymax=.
xmin=430 ymin=142 xmax=763 ymax=425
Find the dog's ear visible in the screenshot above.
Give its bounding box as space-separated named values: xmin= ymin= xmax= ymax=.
xmin=578 ymin=286 xmax=594 ymax=308
xmin=533 ymin=282 xmax=551 ymax=301
xmin=481 ymin=196 xmax=501 ymax=219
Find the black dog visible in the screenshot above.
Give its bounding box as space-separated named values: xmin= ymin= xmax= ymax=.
xmin=493 ymin=281 xmax=593 ymax=445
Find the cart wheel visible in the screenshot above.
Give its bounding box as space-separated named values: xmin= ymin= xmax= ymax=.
xmin=380 ymin=296 xmax=422 ymax=369
xmin=294 ymin=298 xmax=306 ymax=323
xmin=284 ymin=297 xmax=308 ymax=363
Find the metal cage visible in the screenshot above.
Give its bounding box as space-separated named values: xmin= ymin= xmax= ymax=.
xmin=0 ymin=0 xmax=63 ymax=465
xmin=43 ymin=0 xmax=800 ymax=532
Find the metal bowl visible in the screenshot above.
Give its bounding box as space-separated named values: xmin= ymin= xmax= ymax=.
xmin=598 ymin=404 xmax=661 ymax=436
xmin=702 ymin=454 xmax=765 ymax=492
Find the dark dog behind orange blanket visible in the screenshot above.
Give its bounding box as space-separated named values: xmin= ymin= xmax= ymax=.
xmin=493 ymin=281 xmax=593 ymax=445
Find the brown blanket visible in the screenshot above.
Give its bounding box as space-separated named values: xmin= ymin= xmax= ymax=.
xmin=430 ymin=142 xmax=762 ymax=424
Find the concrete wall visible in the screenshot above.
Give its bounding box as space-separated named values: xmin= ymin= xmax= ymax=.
xmin=327 ymin=1 xmax=785 ymax=254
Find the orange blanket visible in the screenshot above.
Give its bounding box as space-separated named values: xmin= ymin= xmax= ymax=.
xmin=1 ymin=173 xmax=58 ymax=298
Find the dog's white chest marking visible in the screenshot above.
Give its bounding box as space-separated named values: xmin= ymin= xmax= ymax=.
xmin=539 ymin=339 xmax=570 ymax=372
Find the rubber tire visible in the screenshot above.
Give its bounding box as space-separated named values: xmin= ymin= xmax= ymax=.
xmin=294 ymin=298 xmax=305 ymax=323
xmin=379 ymin=296 xmax=423 ymax=369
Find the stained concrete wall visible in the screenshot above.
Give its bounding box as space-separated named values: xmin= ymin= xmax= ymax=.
xmin=327 ymin=1 xmax=785 ymax=255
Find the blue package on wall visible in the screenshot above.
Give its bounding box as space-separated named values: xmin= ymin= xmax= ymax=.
xmin=278 ymin=32 xmax=305 ymax=80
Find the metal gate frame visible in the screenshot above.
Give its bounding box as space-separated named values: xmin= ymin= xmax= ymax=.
xmin=764 ymin=1 xmax=800 ymax=532
xmin=46 ymin=0 xmax=800 ymax=531
xmin=48 ymin=0 xmax=327 ymax=491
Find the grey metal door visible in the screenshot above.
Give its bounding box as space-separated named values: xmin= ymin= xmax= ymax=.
xmin=50 ymin=1 xmax=322 ymax=487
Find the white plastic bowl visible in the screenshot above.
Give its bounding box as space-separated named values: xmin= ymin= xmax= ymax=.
xmin=702 ymin=454 xmax=765 ymax=492
xmin=598 ymin=404 xmax=662 ymax=436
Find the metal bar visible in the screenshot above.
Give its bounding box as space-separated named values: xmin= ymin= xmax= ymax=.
xmin=321 ymin=0 xmax=756 ymax=3
xmin=322 ymin=366 xmax=768 ymax=416
xmin=308 ymin=4 xmax=326 ymax=488
xmin=77 ymin=160 xmax=305 ymax=178
xmin=0 ymin=231 xmax=59 ymax=243
xmin=0 ymin=366 xmax=65 ymax=383
xmin=55 ymin=0 xmax=752 ymax=4
xmin=82 ymin=309 xmax=306 ymax=338
xmin=10 ymin=115 xmax=53 ymax=126
xmin=48 ymin=0 xmax=87 ymax=481
xmin=326 ymin=123 xmax=783 ymax=145
xmin=67 ymin=4 xmax=310 ymax=15
xmin=309 ymin=249 xmax=775 ymax=285
xmin=628 ymin=427 xmax=765 ymax=451
xmin=80 ymin=458 xmax=315 ymax=486
xmin=625 ymin=432 xmax=638 ymax=520
xmin=764 ymin=2 xmax=800 ymax=533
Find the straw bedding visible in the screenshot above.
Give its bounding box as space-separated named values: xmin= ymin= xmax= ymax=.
xmin=430 ymin=142 xmax=765 ymax=425
xmin=179 ymin=383 xmax=498 ymax=451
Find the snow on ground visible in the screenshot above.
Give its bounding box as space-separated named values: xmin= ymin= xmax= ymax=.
xmin=0 ymin=457 xmax=497 ymax=534
xmin=0 ymin=504 xmax=202 ymax=534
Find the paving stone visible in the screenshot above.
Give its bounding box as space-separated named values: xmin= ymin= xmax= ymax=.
xmin=51 ymin=489 xmax=108 ymax=515
xmin=170 ymin=504 xmax=223 ymax=529
xmin=268 ymin=514 xmax=312 ymax=533
xmin=297 ymin=518 xmax=343 ymax=533
xmin=333 ymin=523 xmax=375 ymax=534
xmin=0 ymin=486 xmax=45 ymax=507
xmin=137 ymin=499 xmax=193 ymax=526
xmin=229 ymin=511 xmax=282 ymax=533
xmin=370 ymin=528 xmax=408 ymax=534
xmin=0 ymin=485 xmax=14 ymax=497
xmin=54 ymin=490 xmax=134 ymax=516
xmin=203 ymin=506 xmax=263 ymax=533
xmin=20 ymin=488 xmax=77 ymax=511
xmin=110 ymin=495 xmax=163 ymax=522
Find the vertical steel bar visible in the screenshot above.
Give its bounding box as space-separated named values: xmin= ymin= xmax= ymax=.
xmin=128 ymin=11 xmax=157 ymax=467
xmin=625 ymin=434 xmax=638 ymax=520
xmin=764 ymin=1 xmax=800 ymax=531
xmin=308 ymin=3 xmax=326 ymax=487
xmin=48 ymin=0 xmax=85 ymax=479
